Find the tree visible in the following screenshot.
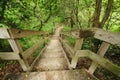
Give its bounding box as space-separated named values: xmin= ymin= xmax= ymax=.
xmin=92 ymin=0 xmax=113 ymax=28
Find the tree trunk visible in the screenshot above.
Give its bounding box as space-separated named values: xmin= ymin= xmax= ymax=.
xmin=92 ymin=0 xmax=102 ymax=28
xmin=100 ymin=0 xmax=113 ymax=28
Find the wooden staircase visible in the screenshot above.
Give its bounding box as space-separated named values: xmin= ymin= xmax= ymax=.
xmin=3 ymin=27 xmax=97 ymax=80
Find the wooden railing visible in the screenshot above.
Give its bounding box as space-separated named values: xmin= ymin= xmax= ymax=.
xmin=0 ymin=28 xmax=49 ymax=71
xmin=60 ymin=28 xmax=120 ymax=77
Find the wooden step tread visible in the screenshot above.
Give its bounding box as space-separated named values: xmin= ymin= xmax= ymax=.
xmin=4 ymin=69 xmax=98 ymax=80
xmin=41 ymin=51 xmax=64 ymax=58
xmin=36 ymin=58 xmax=68 ymax=71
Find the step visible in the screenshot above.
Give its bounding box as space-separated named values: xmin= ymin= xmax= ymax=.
xmin=46 ymin=45 xmax=61 ymax=50
xmin=4 ymin=69 xmax=98 ymax=80
xmin=41 ymin=51 xmax=64 ymax=58
xmin=36 ymin=58 xmax=68 ymax=71
xmin=45 ymin=49 xmax=63 ymax=53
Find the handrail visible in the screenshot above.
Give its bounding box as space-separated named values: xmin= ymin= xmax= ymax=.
xmin=71 ymin=50 xmax=120 ymax=77
xmin=61 ymin=28 xmax=120 ymax=47
xmin=79 ymin=28 xmax=120 ymax=47
xmin=22 ymin=37 xmax=48 ymax=59
xmin=60 ymin=28 xmax=120 ymax=77
xmin=0 ymin=28 xmax=48 ymax=39
xmin=61 ymin=32 xmax=79 ymax=38
xmin=59 ymin=37 xmax=74 ymax=57
xmin=0 ymin=28 xmax=50 ymax=71
xmin=0 ymin=28 xmax=11 ymax=39
xmin=0 ymin=52 xmax=20 ymax=60
xmin=94 ymin=29 xmax=120 ymax=47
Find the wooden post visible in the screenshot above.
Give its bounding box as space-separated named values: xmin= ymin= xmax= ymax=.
xmin=8 ymin=39 xmax=29 ymax=71
xmin=72 ymin=50 xmax=120 ymax=77
xmin=74 ymin=38 xmax=83 ymax=52
xmin=88 ymin=42 xmax=110 ymax=74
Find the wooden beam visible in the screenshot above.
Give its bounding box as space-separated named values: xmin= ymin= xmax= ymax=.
xmin=61 ymin=32 xmax=79 ymax=38
xmin=22 ymin=37 xmax=48 ymax=59
xmin=94 ymin=29 xmax=120 ymax=47
xmin=74 ymin=38 xmax=83 ymax=52
xmin=0 ymin=28 xmax=10 ymax=39
xmin=8 ymin=39 xmax=29 ymax=71
xmin=69 ymin=28 xmax=120 ymax=47
xmin=8 ymin=28 xmax=48 ymax=39
xmin=0 ymin=52 xmax=20 ymax=60
xmin=59 ymin=37 xmax=74 ymax=57
xmin=59 ymin=37 xmax=73 ymax=69
xmin=88 ymin=42 xmax=110 ymax=74
xmin=71 ymin=50 xmax=120 ymax=77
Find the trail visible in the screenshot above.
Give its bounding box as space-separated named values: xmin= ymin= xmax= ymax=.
xmin=5 ymin=26 xmax=96 ymax=80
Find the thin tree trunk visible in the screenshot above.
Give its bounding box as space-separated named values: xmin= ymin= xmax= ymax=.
xmin=92 ymin=0 xmax=102 ymax=28
xmin=100 ymin=0 xmax=113 ymax=28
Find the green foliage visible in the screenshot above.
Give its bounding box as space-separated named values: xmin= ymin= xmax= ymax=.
xmin=109 ymin=25 xmax=120 ymax=33
xmin=33 ymin=38 xmax=50 ymax=57
xmin=0 ymin=40 xmax=12 ymax=52
xmin=41 ymin=20 xmax=55 ymax=34
xmin=82 ymin=39 xmax=91 ymax=49
xmin=67 ymin=37 xmax=76 ymax=47
xmin=19 ymin=35 xmax=42 ymax=50
xmin=63 ymin=26 xmax=71 ymax=31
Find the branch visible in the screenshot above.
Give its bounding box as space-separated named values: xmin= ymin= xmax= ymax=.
xmin=100 ymin=0 xmax=113 ymax=28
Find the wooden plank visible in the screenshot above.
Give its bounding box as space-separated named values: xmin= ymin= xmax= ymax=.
xmin=22 ymin=37 xmax=48 ymax=59
xmin=70 ymin=55 xmax=79 ymax=68
xmin=0 ymin=28 xmax=11 ymax=39
xmin=8 ymin=28 xmax=48 ymax=39
xmin=0 ymin=52 xmax=20 ymax=60
xmin=8 ymin=39 xmax=29 ymax=71
xmin=94 ymin=29 xmax=120 ymax=47
xmin=59 ymin=37 xmax=74 ymax=57
xmin=71 ymin=50 xmax=120 ymax=77
xmin=88 ymin=42 xmax=110 ymax=74
xmin=61 ymin=32 xmax=79 ymax=38
xmin=59 ymin=37 xmax=73 ymax=69
xmin=74 ymin=38 xmax=83 ymax=52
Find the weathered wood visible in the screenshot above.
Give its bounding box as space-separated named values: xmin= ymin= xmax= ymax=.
xmin=71 ymin=50 xmax=120 ymax=77
xmin=74 ymin=38 xmax=83 ymax=52
xmin=22 ymin=37 xmax=48 ymax=59
xmin=8 ymin=39 xmax=29 ymax=71
xmin=8 ymin=28 xmax=48 ymax=39
xmin=66 ymin=28 xmax=120 ymax=47
xmin=61 ymin=32 xmax=79 ymax=38
xmin=0 ymin=28 xmax=11 ymax=39
xmin=59 ymin=37 xmax=74 ymax=57
xmin=94 ymin=29 xmax=120 ymax=47
xmin=59 ymin=38 xmax=72 ymax=69
xmin=0 ymin=52 xmax=21 ymax=60
xmin=88 ymin=42 xmax=110 ymax=74
xmin=9 ymin=69 xmax=98 ymax=80
xmin=70 ymin=55 xmax=79 ymax=68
